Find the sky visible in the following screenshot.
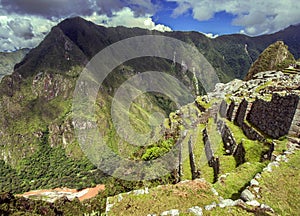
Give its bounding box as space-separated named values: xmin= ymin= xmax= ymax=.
xmin=0 ymin=0 xmax=299 ymax=51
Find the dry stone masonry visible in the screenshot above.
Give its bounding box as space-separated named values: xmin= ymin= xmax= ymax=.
xmin=247 ymin=94 xmax=299 ymax=139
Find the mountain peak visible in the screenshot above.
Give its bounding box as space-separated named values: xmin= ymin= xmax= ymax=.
xmin=245 ymin=41 xmax=295 ymax=80
xmin=13 ymin=25 xmax=88 ymax=78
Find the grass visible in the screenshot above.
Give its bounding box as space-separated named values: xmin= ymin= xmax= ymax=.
xmin=225 ymin=120 xmax=270 ymax=162
xmin=210 ymin=119 xmax=270 ymax=199
xmin=108 ymin=180 xmax=218 ymax=216
xmin=181 ymin=124 xmax=206 ymax=181
xmin=181 ymin=130 xmax=193 ymax=180
xmin=254 ymin=80 xmax=272 ymax=93
xmin=214 ymin=162 xmax=265 ymax=199
xmin=272 ymin=137 xmax=288 ymax=156
xmin=203 ymin=206 xmax=254 ymax=216
xmin=195 ymin=96 xmax=211 ymax=109
xmin=259 ymin=150 xmax=300 ymax=215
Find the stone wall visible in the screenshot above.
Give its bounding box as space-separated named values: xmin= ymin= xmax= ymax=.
xmin=233 ymin=143 xmax=246 ymax=167
xmin=234 ymin=99 xmax=248 ymax=127
xmin=203 ymin=128 xmax=213 ymax=162
xmin=288 ymin=100 xmax=300 ymax=138
xmin=247 ymin=94 xmax=299 ymax=139
xmin=219 ymin=100 xmax=228 ymax=118
xmin=188 ymin=136 xmax=198 ymax=180
xmin=261 ymin=142 xmax=275 ymax=161
xmin=226 ymin=101 xmax=235 ymax=121
xmin=241 ymin=122 xmax=264 ymax=141
xmin=202 ymin=128 xmax=220 ymax=182
xmin=221 ymin=123 xmax=237 ymax=155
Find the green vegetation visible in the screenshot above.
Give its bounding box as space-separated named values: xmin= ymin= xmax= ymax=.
xmin=254 ymin=80 xmax=272 ymax=93
xmin=225 ymin=120 xmax=270 ymax=162
xmin=109 ymin=180 xmax=218 ymax=216
xmin=0 ymin=140 xmax=104 ymax=193
xmin=272 ymin=137 xmax=288 ymax=156
xmin=203 ymin=207 xmax=254 ymax=216
xmin=141 ymin=139 xmax=175 ymax=161
xmin=259 ymin=150 xmax=300 ymax=215
xmin=195 ymin=96 xmax=216 ymax=110
xmin=214 ymin=162 xmax=265 ymax=199
xmin=1 ymin=17 xmax=300 ymax=215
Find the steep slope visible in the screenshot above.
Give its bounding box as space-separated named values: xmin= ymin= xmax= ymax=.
xmin=0 ymin=48 xmax=29 ymax=80
xmin=0 ymin=17 xmax=300 ymax=215
xmin=245 ymin=41 xmax=295 ymax=80
xmin=0 ymin=15 xmax=299 ymax=195
xmin=0 ymin=17 xmax=183 ymax=194
xmin=106 ymin=69 xmax=300 ymax=216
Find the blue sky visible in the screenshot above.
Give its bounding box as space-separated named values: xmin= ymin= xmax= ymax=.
xmin=0 ymin=0 xmax=299 ymax=51
xmin=153 ymin=7 xmax=243 ymax=35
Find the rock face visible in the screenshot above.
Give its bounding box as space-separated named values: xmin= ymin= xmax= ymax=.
xmin=246 ymin=41 xmax=295 ymax=80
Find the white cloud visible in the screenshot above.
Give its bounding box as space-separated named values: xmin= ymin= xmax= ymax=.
xmin=202 ymin=32 xmax=219 ymax=39
xmin=168 ymin=0 xmax=300 ymax=35
xmin=85 ymin=8 xmax=172 ymax=32
xmin=0 ymin=14 xmax=59 ymax=51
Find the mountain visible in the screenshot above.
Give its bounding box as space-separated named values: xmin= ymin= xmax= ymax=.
xmin=0 ymin=16 xmax=300 ymax=215
xmin=0 ymin=48 xmax=29 ymax=81
xmin=13 ymin=18 xmax=300 ymax=81
xmin=2 ymin=67 xmax=300 ymax=215
xmin=245 ymin=41 xmax=296 ymax=80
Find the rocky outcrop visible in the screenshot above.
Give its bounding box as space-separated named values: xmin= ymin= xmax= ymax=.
xmin=246 ymin=41 xmax=295 ymax=80
xmin=32 ymin=72 xmax=76 ymax=101
xmin=48 ymin=119 xmax=75 ymax=148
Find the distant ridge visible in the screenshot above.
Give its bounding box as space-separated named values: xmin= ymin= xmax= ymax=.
xmin=0 ymin=48 xmax=29 ymax=80
xmin=12 ymin=17 xmax=300 ymax=81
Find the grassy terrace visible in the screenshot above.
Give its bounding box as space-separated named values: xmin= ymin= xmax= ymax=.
xmin=108 ymin=180 xmax=218 ymax=216
xmin=259 ymin=150 xmax=300 ymax=215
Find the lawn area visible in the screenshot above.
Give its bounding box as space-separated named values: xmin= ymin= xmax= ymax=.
xmin=108 ymin=180 xmax=218 ymax=216
xmin=259 ymin=150 xmax=300 ymax=215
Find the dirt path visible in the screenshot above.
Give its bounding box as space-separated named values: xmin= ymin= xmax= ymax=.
xmin=16 ymin=184 xmax=105 ymax=202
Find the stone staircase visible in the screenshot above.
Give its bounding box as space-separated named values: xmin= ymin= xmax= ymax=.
xmin=288 ymin=99 xmax=300 ymax=138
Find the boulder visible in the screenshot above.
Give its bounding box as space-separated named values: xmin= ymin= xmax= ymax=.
xmin=204 ymin=202 xmax=217 ymax=211
xmin=218 ymin=199 xmax=236 ymax=208
xmin=246 ymin=200 xmax=260 ymax=207
xmin=187 ymin=206 xmax=203 ymax=216
xmin=250 ymin=179 xmax=259 ymax=186
xmin=161 ymin=209 xmax=179 ymax=216
xmin=241 ymin=189 xmax=255 ymax=201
